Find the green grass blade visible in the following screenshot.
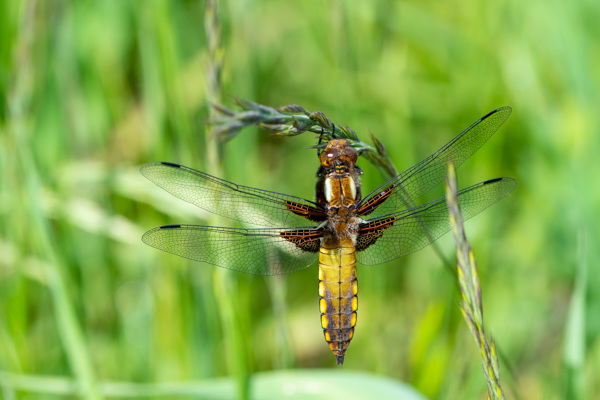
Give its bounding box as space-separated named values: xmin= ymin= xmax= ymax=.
xmin=445 ymin=160 xmax=505 ymax=400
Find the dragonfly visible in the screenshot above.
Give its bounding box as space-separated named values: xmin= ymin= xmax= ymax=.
xmin=141 ymin=106 xmax=515 ymax=365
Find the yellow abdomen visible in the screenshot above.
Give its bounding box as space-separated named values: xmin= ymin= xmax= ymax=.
xmin=318 ymin=237 xmax=358 ymax=365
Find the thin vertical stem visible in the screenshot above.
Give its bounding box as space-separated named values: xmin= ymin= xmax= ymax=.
xmin=205 ymin=1 xmax=250 ymax=399
xmin=205 ymin=0 xmax=224 ymax=173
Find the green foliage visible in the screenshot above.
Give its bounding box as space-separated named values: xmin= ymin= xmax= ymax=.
xmin=1 ymin=0 xmax=599 ymax=399
xmin=0 ymin=369 xmax=426 ymax=399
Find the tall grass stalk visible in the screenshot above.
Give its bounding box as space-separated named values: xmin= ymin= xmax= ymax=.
xmin=445 ymin=160 xmax=504 ymax=400
xmin=205 ymin=1 xmax=250 ymax=399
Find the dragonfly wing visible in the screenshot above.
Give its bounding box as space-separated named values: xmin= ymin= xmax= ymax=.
xmin=141 ymin=162 xmax=326 ymax=228
xmin=359 ymin=107 xmax=512 ymax=219
xmin=142 ymin=224 xmax=321 ymax=275
xmin=356 ymin=177 xmax=516 ymax=265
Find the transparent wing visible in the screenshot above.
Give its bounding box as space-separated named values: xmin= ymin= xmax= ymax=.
xmin=142 ymin=224 xmax=320 ymax=275
xmin=140 ymin=162 xmax=325 ymax=228
xmin=359 ymin=107 xmax=512 ymax=219
xmin=356 ymin=177 xmax=516 ymax=265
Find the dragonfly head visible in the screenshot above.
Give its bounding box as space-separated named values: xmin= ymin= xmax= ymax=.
xmin=319 ymin=139 xmax=358 ymax=168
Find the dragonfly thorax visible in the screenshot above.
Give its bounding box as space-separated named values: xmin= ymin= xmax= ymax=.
xmin=316 ymin=139 xmax=363 ymax=211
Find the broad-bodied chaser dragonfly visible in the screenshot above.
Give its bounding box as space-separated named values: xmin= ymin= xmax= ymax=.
xmin=141 ymin=107 xmax=515 ymax=365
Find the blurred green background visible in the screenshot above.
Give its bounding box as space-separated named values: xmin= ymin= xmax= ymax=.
xmin=1 ymin=0 xmax=598 ymax=399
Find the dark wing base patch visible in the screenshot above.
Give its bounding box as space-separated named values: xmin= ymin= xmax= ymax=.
xmin=285 ymin=201 xmax=327 ymax=222
xmin=356 ymin=217 xmax=396 ymax=251
xmin=357 ymin=185 xmax=395 ymax=217
xmin=280 ymin=229 xmax=322 ymax=252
